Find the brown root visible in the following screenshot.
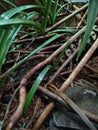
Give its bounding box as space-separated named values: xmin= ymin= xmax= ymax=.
xmin=6 ymin=86 xmax=26 ymax=130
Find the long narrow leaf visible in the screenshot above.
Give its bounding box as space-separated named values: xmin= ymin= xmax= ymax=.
xmin=0 ymin=5 xmax=40 ymax=19
xmin=3 ymin=0 xmax=17 ymax=8
xmin=0 ymin=11 xmax=39 ymax=72
xmin=51 ymin=28 xmax=77 ymax=33
xmin=52 ymin=0 xmax=58 ymax=24
xmin=0 ymin=34 xmax=62 ymax=86
xmin=34 ymin=0 xmax=43 ymax=7
xmin=77 ymin=0 xmax=98 ymax=60
xmin=0 ymin=29 xmax=7 ymax=45
xmin=0 ymin=2 xmax=7 ymax=11
xmin=0 ymin=26 xmax=21 ymax=71
xmin=0 ymin=18 xmax=41 ymax=30
xmin=23 ymin=65 xmax=51 ymax=115
xmin=0 ymin=18 xmax=38 ymax=26
xmin=34 ymin=0 xmax=45 ymax=14
xmin=42 ymin=0 xmax=52 ymax=32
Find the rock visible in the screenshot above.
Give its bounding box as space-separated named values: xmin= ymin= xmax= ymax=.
xmin=53 ymin=111 xmax=80 ymax=129
xmin=65 ymin=82 xmax=98 ymax=114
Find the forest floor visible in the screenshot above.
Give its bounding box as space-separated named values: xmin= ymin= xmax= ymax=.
xmin=0 ymin=2 xmax=98 ymax=130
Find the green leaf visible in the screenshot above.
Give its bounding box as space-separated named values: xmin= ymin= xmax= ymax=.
xmin=0 ymin=10 xmax=39 ymax=72
xmin=0 ymin=18 xmax=41 ymax=30
xmin=50 ymin=28 xmax=77 ymax=34
xmin=0 ymin=2 xmax=8 ymax=10
xmin=3 ymin=0 xmax=17 ymax=8
xmin=42 ymin=0 xmax=52 ymax=32
xmin=0 ymin=26 xmax=21 ymax=72
xmin=23 ymin=65 xmax=51 ymax=115
xmin=34 ymin=0 xmax=43 ymax=7
xmin=0 ymin=5 xmax=40 ymax=19
xmin=0 ymin=34 xmax=62 ymax=86
xmin=52 ymin=0 xmax=58 ymax=24
xmin=77 ymin=0 xmax=98 ymax=60
xmin=34 ymin=0 xmax=45 ymax=14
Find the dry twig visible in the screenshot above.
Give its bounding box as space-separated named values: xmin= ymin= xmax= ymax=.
xmin=60 ymin=37 xmax=98 ymax=92
xmin=46 ymin=4 xmax=88 ymax=32
xmin=47 ymin=45 xmax=79 ymax=84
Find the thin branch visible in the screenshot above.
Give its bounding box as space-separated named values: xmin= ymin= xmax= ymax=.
xmin=60 ymin=37 xmax=98 ymax=92
xmin=32 ymin=102 xmax=54 ymax=130
xmin=1 ymin=87 xmax=20 ymax=129
xmin=46 ymin=4 xmax=88 ymax=32
xmin=47 ymin=45 xmax=79 ymax=84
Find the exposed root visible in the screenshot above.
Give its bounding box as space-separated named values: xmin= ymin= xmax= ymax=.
xmin=5 ymin=24 xmax=86 ymax=129
xmin=6 ymin=86 xmax=26 ymax=130
xmin=32 ymin=38 xmax=98 ymax=130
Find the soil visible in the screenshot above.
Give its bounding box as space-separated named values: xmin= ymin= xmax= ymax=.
xmin=0 ymin=37 xmax=98 ymax=130
xmin=0 ymin=2 xmax=98 ymax=130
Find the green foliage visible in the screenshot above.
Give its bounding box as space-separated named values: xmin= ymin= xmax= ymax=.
xmin=35 ymin=0 xmax=64 ymax=32
xmin=0 ymin=5 xmax=40 ymax=73
xmin=0 ymin=26 xmax=21 ymax=72
xmin=0 ymin=2 xmax=7 ymax=11
xmin=3 ymin=0 xmax=17 ymax=8
xmin=0 ymin=5 xmax=39 ymax=19
xmin=77 ymin=0 xmax=98 ymax=60
xmin=51 ymin=0 xmax=58 ymax=24
xmin=0 ymin=0 xmax=64 ymax=73
xmin=0 ymin=0 xmax=98 ymax=116
xmin=23 ymin=65 xmax=51 ymax=115
xmin=0 ymin=18 xmax=41 ymax=29
xmin=50 ymin=28 xmax=77 ymax=33
xmin=42 ymin=0 xmax=52 ymax=32
xmin=0 ymin=34 xmax=62 ymax=87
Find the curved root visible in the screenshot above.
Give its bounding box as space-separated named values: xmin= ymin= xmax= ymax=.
xmin=6 ymin=86 xmax=26 ymax=130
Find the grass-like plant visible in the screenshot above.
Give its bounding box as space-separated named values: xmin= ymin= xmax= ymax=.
xmin=35 ymin=0 xmax=67 ymax=32
xmin=23 ymin=65 xmax=51 ymax=115
xmin=0 ymin=0 xmax=98 ymax=115
xmin=0 ymin=0 xmax=67 ymax=73
xmin=77 ymin=0 xmax=98 ymax=60
xmin=0 ymin=33 xmax=62 ymax=87
xmin=0 ymin=2 xmax=44 ymax=73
